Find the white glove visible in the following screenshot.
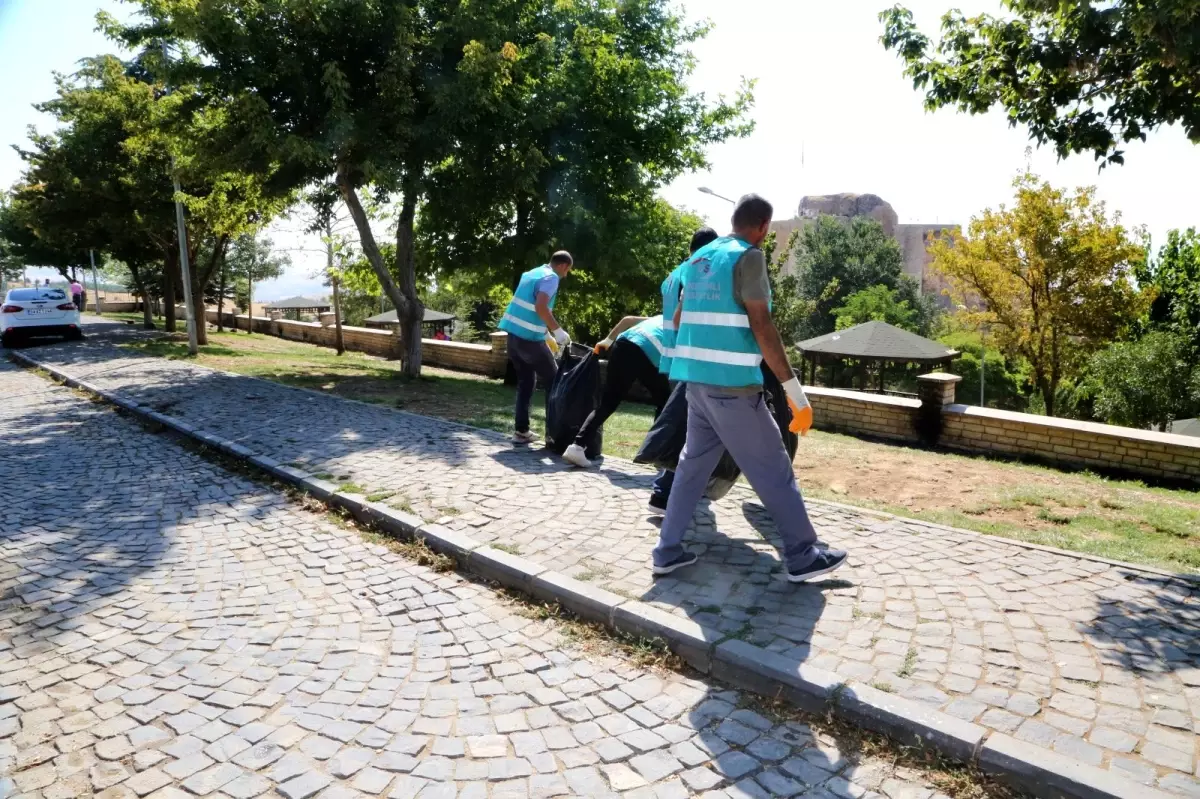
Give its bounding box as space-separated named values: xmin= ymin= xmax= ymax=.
xmin=782 ymin=377 xmax=813 ymax=436
xmin=552 ymin=327 xmax=571 ymax=348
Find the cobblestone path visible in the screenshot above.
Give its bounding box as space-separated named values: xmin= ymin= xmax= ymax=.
xmin=8 ymin=324 xmax=1200 ymax=795
xmin=0 ymin=357 xmax=970 ymax=798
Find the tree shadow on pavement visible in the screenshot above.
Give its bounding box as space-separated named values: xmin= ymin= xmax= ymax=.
xmin=14 ymin=332 xmax=487 ymax=470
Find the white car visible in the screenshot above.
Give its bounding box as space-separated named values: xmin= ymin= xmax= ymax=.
xmin=1 ymin=287 xmax=83 ymax=348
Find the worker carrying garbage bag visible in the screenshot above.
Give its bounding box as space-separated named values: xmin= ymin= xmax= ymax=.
xmin=634 ymin=365 xmax=799 ymax=501
xmin=498 ymin=251 xmax=574 ymax=446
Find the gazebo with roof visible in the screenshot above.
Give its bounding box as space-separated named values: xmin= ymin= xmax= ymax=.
xmin=797 ymin=320 xmax=961 ymax=394
xmin=264 ymin=296 xmax=331 ymax=320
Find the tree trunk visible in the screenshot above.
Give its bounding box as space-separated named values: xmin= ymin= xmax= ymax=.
xmin=190 ymin=267 xmax=208 ymax=346
xmin=1038 ymin=376 xmax=1056 ymax=417
xmin=331 ymin=275 xmax=345 ymax=355
xmin=336 ymin=165 xmax=423 ymax=377
xmin=163 ymin=248 xmax=177 ymax=332
xmin=129 ymin=264 xmax=156 ymax=330
xmin=216 ymin=253 xmax=227 ymax=333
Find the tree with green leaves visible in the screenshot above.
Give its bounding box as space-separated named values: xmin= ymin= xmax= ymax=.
xmin=928 ymin=173 xmax=1150 ymax=416
xmin=880 ymin=2 xmax=1200 ymax=166
xmin=8 ymin=52 xmax=285 ymax=339
xmin=105 ymin=0 xmax=751 ymax=374
xmin=833 ymin=285 xmax=920 ymax=332
xmin=1077 ymin=331 xmax=1200 ymax=430
xmin=1137 ymin=228 xmax=1200 ymax=350
xmin=784 ymin=215 xmax=932 ymax=341
xmin=208 ymin=234 xmax=290 ymax=330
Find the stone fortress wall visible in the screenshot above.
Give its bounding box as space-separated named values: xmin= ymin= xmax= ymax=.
xmin=769 ymin=193 xmax=957 ymax=307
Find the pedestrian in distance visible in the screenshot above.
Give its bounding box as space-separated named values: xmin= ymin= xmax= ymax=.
xmin=498 ymin=251 xmax=574 ymax=445
xmin=69 ymin=278 xmax=84 ymax=311
xmin=652 ymin=194 xmax=840 ymax=583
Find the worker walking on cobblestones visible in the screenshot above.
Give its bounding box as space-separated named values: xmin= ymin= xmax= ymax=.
xmin=498 ymin=251 xmax=573 ymax=444
xmin=653 ymin=195 xmax=845 ymax=582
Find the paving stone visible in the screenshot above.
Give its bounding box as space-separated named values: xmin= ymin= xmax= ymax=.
xmin=0 ymin=348 xmax=1159 ymax=799
xmin=276 ymin=771 xmax=331 ymax=799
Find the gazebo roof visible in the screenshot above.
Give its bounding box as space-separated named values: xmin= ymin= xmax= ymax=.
xmin=265 ymin=295 xmax=330 ymax=310
xmin=798 ymin=321 xmax=959 ymax=363
xmin=365 ymin=308 xmax=457 ymax=324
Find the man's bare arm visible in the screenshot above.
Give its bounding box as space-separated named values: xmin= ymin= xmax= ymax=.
xmin=744 ymin=299 xmax=795 ymax=383
xmin=604 ymin=316 xmax=647 ymax=342
xmin=535 ymin=292 xmax=560 ymax=331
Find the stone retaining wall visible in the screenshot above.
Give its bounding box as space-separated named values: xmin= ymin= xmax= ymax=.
xmin=205 ymin=310 xmax=509 ymax=378
xmin=806 ymin=386 xmax=920 ymax=443
xmin=941 ymin=404 xmax=1200 ymax=484
xmin=97 ymin=301 xmax=140 ymax=312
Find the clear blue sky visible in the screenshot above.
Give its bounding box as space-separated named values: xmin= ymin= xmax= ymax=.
xmin=3 ymin=0 xmax=1198 ymax=300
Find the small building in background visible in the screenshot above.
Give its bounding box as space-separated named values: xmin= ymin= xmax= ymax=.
xmin=364 ymin=307 xmax=457 ymax=338
xmin=770 ymin=194 xmax=959 ymax=308
xmin=264 ymin=296 xmax=331 ymax=321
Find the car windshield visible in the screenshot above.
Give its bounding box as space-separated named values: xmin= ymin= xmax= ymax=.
xmin=6 ymin=288 xmax=67 ymax=302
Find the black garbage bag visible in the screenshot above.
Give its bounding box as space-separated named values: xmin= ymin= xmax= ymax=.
xmin=633 ymin=367 xmax=799 ymax=501
xmin=544 ymin=343 xmax=604 ymax=460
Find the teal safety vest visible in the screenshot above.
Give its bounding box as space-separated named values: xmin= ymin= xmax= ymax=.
xmin=668 ymin=236 xmax=768 ymax=387
xmin=659 ymin=266 xmax=683 ymax=375
xmin=498 ymin=265 xmax=557 ymax=341
xmin=618 ymin=315 xmax=666 ymax=370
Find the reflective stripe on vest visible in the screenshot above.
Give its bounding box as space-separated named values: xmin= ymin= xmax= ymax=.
xmin=618 ymin=315 xmax=665 ymax=370
xmin=498 ymin=265 xmax=556 ymax=341
xmin=667 ymin=236 xmax=768 ymax=387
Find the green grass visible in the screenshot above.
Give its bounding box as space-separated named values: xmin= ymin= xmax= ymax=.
xmin=119 ymin=330 xmax=1200 ymax=575
xmin=492 ymin=543 xmax=522 ymax=556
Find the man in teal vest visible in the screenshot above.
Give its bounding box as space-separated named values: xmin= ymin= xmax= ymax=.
xmin=653 ymin=194 xmax=845 ymax=583
xmin=562 ymin=314 xmax=671 ymax=467
xmin=561 ymin=228 xmax=719 ymax=489
xmin=499 ymin=251 xmax=573 ymax=444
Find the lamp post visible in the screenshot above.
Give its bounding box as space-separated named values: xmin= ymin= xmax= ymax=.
xmin=89 ymin=249 xmax=103 ymax=316
xmin=698 ymin=186 xmax=736 ymax=204
xmin=161 ymin=40 xmax=198 ymax=355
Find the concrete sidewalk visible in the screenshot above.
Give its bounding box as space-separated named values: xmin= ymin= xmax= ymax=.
xmin=10 ymin=322 xmax=1200 ymax=796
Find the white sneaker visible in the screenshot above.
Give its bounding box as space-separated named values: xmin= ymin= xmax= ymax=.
xmin=562 ymin=443 xmax=594 ymax=468
xmin=512 ymin=430 xmax=538 ymax=445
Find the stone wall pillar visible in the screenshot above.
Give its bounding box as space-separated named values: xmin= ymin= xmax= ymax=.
xmin=490 ymin=332 xmax=511 ymax=379
xmin=915 ymin=372 xmax=961 ymax=446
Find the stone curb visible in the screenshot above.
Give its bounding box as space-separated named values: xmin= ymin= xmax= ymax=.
xmin=9 ymin=350 xmax=1180 ymax=799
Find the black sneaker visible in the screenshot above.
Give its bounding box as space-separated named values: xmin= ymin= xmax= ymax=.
xmin=647 ymin=494 xmax=668 ymax=515
xmin=787 ymin=549 xmax=848 ymax=583
xmin=652 ymin=550 xmax=698 ymax=576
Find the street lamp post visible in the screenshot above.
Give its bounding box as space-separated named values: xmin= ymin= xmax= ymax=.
xmin=698 ymin=186 xmax=736 ymax=204
xmin=89 ymin=249 xmax=103 ymax=316
xmin=161 ymin=41 xmax=199 ymax=355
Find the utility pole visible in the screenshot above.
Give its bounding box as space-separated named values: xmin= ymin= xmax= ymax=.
xmin=246 ymin=248 xmax=254 ymax=334
xmin=89 ymin=249 xmax=103 ymax=316
xmin=325 ymin=220 xmax=345 ymax=355
xmin=161 ymin=40 xmax=198 ymax=355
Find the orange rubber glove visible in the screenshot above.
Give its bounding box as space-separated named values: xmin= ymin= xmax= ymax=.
xmin=782 ymin=377 xmax=813 ymax=436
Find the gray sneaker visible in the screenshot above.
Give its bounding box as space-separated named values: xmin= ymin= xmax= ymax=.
xmin=786 ymin=549 xmax=847 ymax=583
xmin=652 ymin=550 xmax=698 ymax=576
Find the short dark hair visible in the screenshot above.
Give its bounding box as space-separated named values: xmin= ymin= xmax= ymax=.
xmin=731 ymin=194 xmax=773 ymax=230
xmin=689 ymin=227 xmax=719 ymax=254
xmin=550 ymin=250 xmax=573 ymax=267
